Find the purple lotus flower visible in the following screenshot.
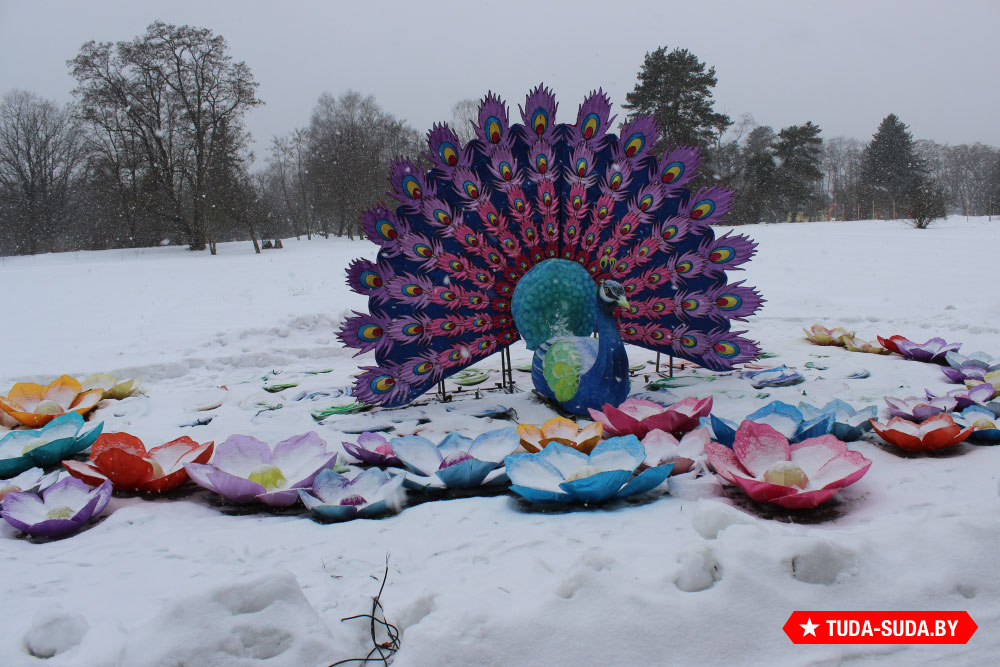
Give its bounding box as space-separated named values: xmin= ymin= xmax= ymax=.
xmin=884 ymin=395 xmax=957 ymax=422
xmin=185 ymin=432 xmax=337 ymax=506
xmin=925 ymin=386 xmax=993 ymax=411
xmin=342 ymin=432 xmax=402 ymax=467
xmin=1 ymin=477 xmax=111 ymax=538
xmin=894 ymin=337 xmax=961 ymax=365
xmin=941 ymin=351 xmax=1000 ymax=383
xmin=298 ymin=468 xmax=405 ymax=522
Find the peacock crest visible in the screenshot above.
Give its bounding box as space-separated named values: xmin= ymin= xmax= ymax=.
xmin=339 ymin=86 xmax=763 ymax=410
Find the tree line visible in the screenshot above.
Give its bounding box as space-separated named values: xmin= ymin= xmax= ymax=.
xmin=2 ymin=26 xmax=999 ymax=257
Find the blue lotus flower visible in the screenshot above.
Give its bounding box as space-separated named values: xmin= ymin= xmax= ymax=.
xmin=702 ymin=401 xmax=834 ymax=448
xmin=798 ymin=399 xmax=877 ymax=442
xmin=390 ymin=427 xmax=519 ymax=490
xmin=298 ymin=468 xmax=405 ymax=521
xmin=957 ymin=406 xmax=1000 ymax=445
xmin=505 ymin=436 xmax=673 ymax=505
xmin=741 ymin=366 xmax=804 ymax=389
xmin=0 ymin=413 xmax=103 ymax=477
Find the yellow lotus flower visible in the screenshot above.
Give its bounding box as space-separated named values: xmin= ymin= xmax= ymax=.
xmin=803 ymin=323 xmax=854 ymax=346
xmin=0 ymin=375 xmax=104 ymax=428
xmin=841 ymin=335 xmax=889 ymax=354
xmin=516 ymin=417 xmax=603 ymax=454
xmin=80 ymin=374 xmax=143 ymax=400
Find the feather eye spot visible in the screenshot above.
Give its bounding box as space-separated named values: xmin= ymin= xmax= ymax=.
xmin=676 ymin=261 xmax=693 ymax=274
xmin=376 ymin=219 xmax=397 ymax=241
xmin=572 ymin=195 xmax=583 ymax=210
xmin=514 ymin=198 xmax=526 ymax=213
xmin=361 ymin=271 xmax=382 ymax=288
xmin=499 ymin=162 xmax=513 ymax=181
xmin=440 ymin=290 xmax=457 ymax=302
xmin=402 ymin=176 xmax=422 ymax=200
xmin=413 ymin=243 xmax=432 ymax=258
xmin=661 ymin=161 xmax=684 ymax=184
xmin=575 ymin=158 xmax=588 ymax=176
xmin=596 ymin=206 xmax=609 ymax=219
xmin=661 ymin=225 xmax=678 ymax=240
xmin=691 ymin=199 xmax=716 ymax=220
xmin=610 ymin=173 xmax=623 ymax=190
xmin=680 ymin=335 xmax=697 ymax=348
xmin=438 ymin=142 xmax=459 ymax=166
xmin=414 ymin=362 xmax=434 ymax=376
xmin=714 ymin=341 xmax=739 ymax=357
xmin=716 ymin=294 xmax=742 ymax=310
xmin=531 ymin=108 xmax=548 ymax=135
xmin=358 ymin=324 xmax=384 ymax=342
xmin=624 ymin=133 xmax=645 ymax=157
xmin=463 ymin=181 xmax=480 ymax=199
xmin=639 ymin=194 xmax=654 ymax=211
xmin=402 ymin=283 xmax=424 ymax=297
xmin=487 ymin=211 xmax=499 ymax=226
xmin=681 ymin=299 xmax=698 ymax=311
xmin=582 ymin=113 xmax=600 ymax=139
xmin=433 ymin=209 xmax=452 ymax=226
xmin=486 ymin=116 xmax=503 ymax=144
xmin=371 ymin=375 xmax=396 ymax=394
xmin=403 ymin=323 xmax=424 ymax=336
xmin=709 ymin=246 xmax=734 ymax=263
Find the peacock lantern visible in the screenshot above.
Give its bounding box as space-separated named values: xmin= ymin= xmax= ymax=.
xmin=339 ymin=86 xmax=763 ymax=415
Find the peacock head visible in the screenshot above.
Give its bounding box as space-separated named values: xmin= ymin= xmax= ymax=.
xmin=598 ymin=280 xmax=629 ymax=315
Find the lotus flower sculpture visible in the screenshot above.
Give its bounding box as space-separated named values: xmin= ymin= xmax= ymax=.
xmin=706 ymin=401 xmax=834 ymax=448
xmin=941 ymin=351 xmax=1000 ymax=384
xmin=185 ymin=432 xmax=337 ymax=506
xmin=924 ymin=386 xmax=992 ymax=411
xmin=342 ymin=432 xmax=402 ymax=467
xmin=588 ymin=396 xmax=712 ymax=439
xmin=298 ymin=468 xmax=405 ymax=521
xmin=505 ymin=436 xmax=673 ymax=505
xmin=798 ymin=400 xmax=877 ymax=442
xmin=965 ymin=370 xmax=1000 ymax=398
xmin=876 ymin=334 xmax=908 ymax=355
xmin=1 ymin=477 xmax=111 ymax=538
xmin=841 ymin=335 xmax=888 ymax=354
xmin=893 ymin=337 xmax=961 ymax=364
xmin=705 ymin=422 xmax=871 ymax=509
xmin=803 ymin=324 xmax=854 ymax=346
xmin=0 ymin=413 xmax=103 ymax=477
xmin=80 ymin=374 xmax=143 ymax=400
xmin=869 ymin=414 xmax=973 ymax=452
xmin=640 ymin=427 xmax=709 ymax=474
xmin=0 ymin=375 xmax=104 ymax=427
xmin=741 ymin=366 xmax=804 ymax=389
xmin=390 ymin=428 xmax=519 ymax=490
xmin=884 ymin=395 xmax=957 ymax=422
xmin=516 ymin=417 xmax=603 ymax=454
xmin=0 ymin=467 xmax=59 ymax=501
xmin=954 ymin=406 xmax=1000 ymax=444
xmin=63 ymin=433 xmax=213 ymax=493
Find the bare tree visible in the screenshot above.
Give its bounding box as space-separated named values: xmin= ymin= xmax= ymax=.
xmin=69 ymin=21 xmax=262 ymax=251
xmin=0 ymin=90 xmax=85 ymax=254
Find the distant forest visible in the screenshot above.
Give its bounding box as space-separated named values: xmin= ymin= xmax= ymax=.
xmin=2 ymin=23 xmax=998 ymax=256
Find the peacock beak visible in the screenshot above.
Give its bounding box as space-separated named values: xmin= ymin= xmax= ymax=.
xmin=616 ymin=295 xmax=630 ymax=310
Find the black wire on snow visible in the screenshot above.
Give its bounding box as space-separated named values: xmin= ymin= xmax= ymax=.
xmin=330 ymin=556 xmax=401 ymax=666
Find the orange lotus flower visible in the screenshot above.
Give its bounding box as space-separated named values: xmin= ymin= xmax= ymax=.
xmin=0 ymin=375 xmax=103 ymax=428
xmin=803 ymin=323 xmax=854 ymax=346
xmin=869 ymin=414 xmax=973 ymax=452
xmin=516 ymin=417 xmax=603 ymax=454
xmin=63 ymin=433 xmax=213 ymax=493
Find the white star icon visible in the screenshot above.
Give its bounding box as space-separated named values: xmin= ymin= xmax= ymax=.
xmin=800 ymin=618 xmax=819 ymax=637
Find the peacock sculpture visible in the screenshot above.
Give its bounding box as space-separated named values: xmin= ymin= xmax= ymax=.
xmin=338 ymin=86 xmax=763 ymax=415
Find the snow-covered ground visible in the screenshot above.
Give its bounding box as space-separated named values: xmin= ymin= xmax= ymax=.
xmin=1 ymin=216 xmax=998 ymax=665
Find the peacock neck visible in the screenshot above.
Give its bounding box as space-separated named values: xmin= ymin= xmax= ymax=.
xmin=593 ymin=305 xmax=624 ymax=376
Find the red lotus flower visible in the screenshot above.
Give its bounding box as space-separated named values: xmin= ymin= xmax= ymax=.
xmin=63 ymin=433 xmax=213 ymax=493
xmin=869 ymin=414 xmax=973 ymax=452
xmin=876 ymin=334 xmax=909 ymax=356
xmin=588 ymin=396 xmax=713 ymax=439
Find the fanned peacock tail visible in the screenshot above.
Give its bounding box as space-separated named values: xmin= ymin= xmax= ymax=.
xmin=339 ymin=85 xmax=764 ymax=406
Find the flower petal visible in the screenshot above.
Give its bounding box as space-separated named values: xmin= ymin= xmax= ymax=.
xmin=468 ymin=427 xmax=519 ymax=463
xmin=559 ymin=469 xmax=632 ymax=503
xmin=618 ymin=464 xmax=673 ymax=498
xmin=504 ymin=452 xmax=566 ymax=493
xmin=590 ymin=435 xmax=645 ymax=472
xmin=390 ymin=436 xmax=443 ymax=476
xmin=733 ymin=422 xmax=790 ymax=477
xmin=212 ymin=435 xmax=273 ymax=477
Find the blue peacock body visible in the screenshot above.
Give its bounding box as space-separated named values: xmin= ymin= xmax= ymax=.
xmin=339 ymin=86 xmax=763 ymax=414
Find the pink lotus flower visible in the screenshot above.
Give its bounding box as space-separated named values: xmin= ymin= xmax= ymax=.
xmin=589 ymin=396 xmax=713 ymax=439
xmin=705 ymin=422 xmax=871 ymax=509
xmin=869 ymin=414 xmax=973 ymax=452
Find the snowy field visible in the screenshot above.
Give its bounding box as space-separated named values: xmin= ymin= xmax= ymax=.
xmin=1 ymin=215 xmax=999 ymax=666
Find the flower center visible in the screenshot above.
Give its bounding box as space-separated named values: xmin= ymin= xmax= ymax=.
xmin=763 ymin=462 xmax=809 ymax=489
xmin=247 ymin=465 xmax=287 ymax=490
xmin=45 ymin=506 xmax=75 ymax=520
xmin=34 ymin=399 xmax=64 ymax=415
xmin=973 ymin=418 xmax=996 ymax=430
xmin=339 ymin=494 xmax=366 ymax=507
xmin=567 ymin=465 xmax=603 ymax=482
xmin=375 ymin=443 xmax=395 ymax=456
xmin=439 ymin=451 xmax=473 ymax=470
xmin=20 ymin=439 xmax=46 ymax=455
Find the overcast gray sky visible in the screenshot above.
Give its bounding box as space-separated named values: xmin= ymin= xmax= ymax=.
xmin=2 ymin=0 xmax=998 ymax=161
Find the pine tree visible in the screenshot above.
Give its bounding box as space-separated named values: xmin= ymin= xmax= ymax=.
xmin=775 ymin=122 xmax=824 ymax=221
xmin=729 ymin=126 xmax=779 ymax=225
xmin=623 ymin=46 xmax=731 ymax=150
xmin=861 ymin=114 xmax=925 ymax=218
